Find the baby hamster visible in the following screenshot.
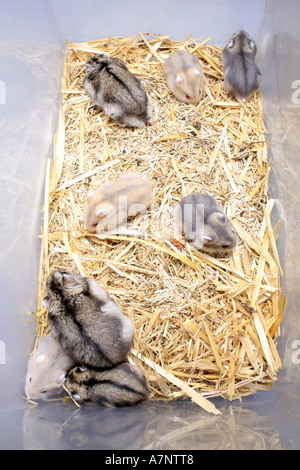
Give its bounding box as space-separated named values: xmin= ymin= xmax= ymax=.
xmin=83 ymin=54 xmax=152 ymax=128
xmin=83 ymin=173 xmax=154 ymax=233
xmin=43 ymin=271 xmax=134 ymax=368
xmin=65 ymin=363 xmax=149 ymax=407
xmin=222 ymin=30 xmax=261 ymax=102
xmin=174 ymin=192 xmax=237 ymax=253
xmin=25 ymin=333 xmax=75 ymax=401
xmin=163 ymin=50 xmax=206 ymax=105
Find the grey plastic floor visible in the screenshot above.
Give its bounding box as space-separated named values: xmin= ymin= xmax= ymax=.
xmin=0 ymin=0 xmax=300 ymax=450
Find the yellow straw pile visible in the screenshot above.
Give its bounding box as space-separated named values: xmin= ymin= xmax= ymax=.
xmin=31 ymin=34 xmax=284 ymax=415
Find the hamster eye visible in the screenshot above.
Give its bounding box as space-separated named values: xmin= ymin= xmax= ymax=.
xmin=29 ymin=377 xmax=32 ymax=383
xmin=185 ymin=95 xmax=191 ymax=100
xmin=41 ymin=390 xmax=47 ymax=394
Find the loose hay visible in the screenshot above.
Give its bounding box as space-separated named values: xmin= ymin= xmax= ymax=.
xmin=32 ymin=33 xmax=284 ymax=414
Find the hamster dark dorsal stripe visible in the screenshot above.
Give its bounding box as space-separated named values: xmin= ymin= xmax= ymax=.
xmin=72 ymin=317 xmax=115 ymax=366
xmin=82 ymin=333 xmax=114 ymax=366
xmin=120 ymin=364 xmax=148 ymax=388
xmin=50 ymin=309 xmax=114 ymax=367
xmin=239 ymin=46 xmax=248 ymax=95
xmin=106 ymin=66 xmax=142 ymax=105
xmin=93 ymin=379 xmax=147 ymax=397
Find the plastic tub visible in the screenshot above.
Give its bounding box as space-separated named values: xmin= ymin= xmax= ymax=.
xmin=0 ymin=0 xmax=299 ymax=450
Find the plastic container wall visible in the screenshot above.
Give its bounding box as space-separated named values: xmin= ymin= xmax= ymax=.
xmin=0 ymin=0 xmax=299 ymax=450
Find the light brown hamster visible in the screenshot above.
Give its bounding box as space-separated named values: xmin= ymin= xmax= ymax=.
xmin=25 ymin=333 xmax=75 ymax=401
xmin=83 ymin=173 xmax=154 ymax=233
xmin=43 ymin=271 xmax=134 ymax=369
xmin=163 ymin=50 xmax=206 ymax=105
xmin=65 ymin=363 xmax=149 ymax=407
xmin=222 ymin=30 xmax=261 ymax=102
xmin=174 ymin=192 xmax=237 ymax=253
xmin=83 ymin=54 xmax=153 ymax=128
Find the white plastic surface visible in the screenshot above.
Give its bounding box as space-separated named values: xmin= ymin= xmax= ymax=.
xmin=0 ymin=0 xmax=300 ymax=450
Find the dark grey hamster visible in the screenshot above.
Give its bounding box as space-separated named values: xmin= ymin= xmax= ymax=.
xmin=222 ymin=30 xmax=261 ymax=102
xmin=83 ymin=54 xmax=153 ymax=128
xmin=65 ymin=363 xmax=149 ymax=407
xmin=43 ymin=271 xmax=134 ymax=368
xmin=175 ymin=193 xmax=237 ymax=253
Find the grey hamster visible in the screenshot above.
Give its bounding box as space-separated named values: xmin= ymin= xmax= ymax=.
xmin=25 ymin=333 xmax=75 ymax=401
xmin=83 ymin=54 xmax=153 ymax=128
xmin=43 ymin=271 xmax=134 ymax=368
xmin=174 ymin=192 xmax=237 ymax=253
xmin=65 ymin=363 xmax=149 ymax=407
xmin=222 ymin=30 xmax=261 ymax=102
xmin=164 ymin=50 xmax=206 ymax=105
xmin=84 ymin=173 xmax=153 ymax=233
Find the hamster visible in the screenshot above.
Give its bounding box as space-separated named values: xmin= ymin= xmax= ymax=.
xmin=83 ymin=173 xmax=154 ymax=233
xmin=163 ymin=50 xmax=206 ymax=105
xmin=174 ymin=192 xmax=237 ymax=253
xmin=83 ymin=54 xmax=153 ymax=128
xmin=65 ymin=363 xmax=149 ymax=407
xmin=43 ymin=271 xmax=134 ymax=368
xmin=25 ymin=333 xmax=75 ymax=401
xmin=222 ymin=30 xmax=261 ymax=102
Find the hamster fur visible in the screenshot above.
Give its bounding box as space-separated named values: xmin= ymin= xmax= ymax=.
xmin=65 ymin=363 xmax=149 ymax=407
xmin=43 ymin=271 xmax=134 ymax=369
xmin=163 ymin=50 xmax=206 ymax=105
xmin=175 ymin=193 xmax=237 ymax=253
xmin=222 ymin=30 xmax=261 ymax=102
xmin=83 ymin=173 xmax=154 ymax=233
xmin=25 ymin=333 xmax=75 ymax=400
xmin=83 ymin=54 xmax=152 ymax=128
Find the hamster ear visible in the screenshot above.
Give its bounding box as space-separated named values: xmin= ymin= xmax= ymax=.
xmin=194 ymin=68 xmax=201 ymax=76
xmin=62 ymin=273 xmax=81 ymax=289
xmin=72 ymin=393 xmax=81 ymax=401
xmin=99 ymin=51 xmax=109 ymax=58
xmin=57 ymin=373 xmax=66 ymax=386
xmin=228 ymin=39 xmax=234 ymax=48
xmin=203 ymin=235 xmax=214 ymax=242
xmin=248 ymin=40 xmax=255 ymax=49
xmin=176 ymin=74 xmax=183 ymax=83
xmin=85 ymin=62 xmax=94 ymax=73
xmin=214 ymin=212 xmax=226 ymax=223
xmin=36 ymin=354 xmax=46 ymax=363
xmin=43 ymin=295 xmax=54 ymax=312
xmin=96 ymin=209 xmax=109 ymax=220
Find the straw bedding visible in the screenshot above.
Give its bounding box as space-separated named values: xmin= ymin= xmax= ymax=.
xmin=31 ymin=34 xmax=284 ymax=415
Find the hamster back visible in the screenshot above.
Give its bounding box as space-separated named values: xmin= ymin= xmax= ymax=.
xmin=222 ymin=30 xmax=261 ymax=102
xmin=83 ymin=55 xmax=152 ymax=127
xmin=65 ymin=363 xmax=149 ymax=407
xmin=175 ymin=193 xmax=237 ymax=253
xmin=43 ymin=271 xmax=134 ymax=368
xmin=83 ymin=173 xmax=154 ymax=233
xmin=164 ymin=50 xmax=206 ymax=105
